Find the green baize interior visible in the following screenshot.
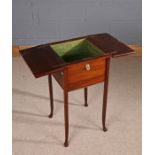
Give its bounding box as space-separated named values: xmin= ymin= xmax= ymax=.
xmin=50 ymin=39 xmax=103 ymax=62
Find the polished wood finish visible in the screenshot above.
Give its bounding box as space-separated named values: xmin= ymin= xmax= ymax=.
xmin=20 ymin=33 xmax=134 ymax=78
xmin=53 ymin=71 xmax=64 ymax=89
xmin=48 ymin=75 xmax=54 ymax=118
xmin=63 ymin=69 xmax=69 ymax=147
xmin=20 ymin=46 xmax=65 ymax=78
xmin=87 ymin=33 xmax=134 ymax=57
xmin=52 ymin=57 xmax=107 ymax=91
xmin=19 ymin=33 xmax=134 ymax=147
xmin=68 ymin=76 xmax=105 ymax=91
xmin=84 ymin=88 xmax=88 ymax=107
xmin=102 ymin=58 xmax=110 ymax=132
xmin=67 ymin=57 xmax=106 ymax=91
xmin=13 ymin=44 xmax=141 ymax=57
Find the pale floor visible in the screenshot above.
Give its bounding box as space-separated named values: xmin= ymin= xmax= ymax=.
xmin=13 ymin=56 xmax=141 ymax=155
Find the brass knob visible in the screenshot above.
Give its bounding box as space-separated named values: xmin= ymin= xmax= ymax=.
xmin=85 ymin=64 xmax=91 ymax=71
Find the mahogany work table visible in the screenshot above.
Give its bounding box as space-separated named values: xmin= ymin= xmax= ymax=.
xmin=20 ymin=33 xmax=134 ymax=147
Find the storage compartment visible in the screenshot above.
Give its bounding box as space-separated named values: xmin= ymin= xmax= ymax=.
xmin=50 ymin=39 xmax=103 ymax=62
xmin=67 ymin=57 xmax=106 ymax=90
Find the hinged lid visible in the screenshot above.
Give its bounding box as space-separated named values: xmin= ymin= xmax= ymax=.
xmin=20 ymin=33 xmax=134 ymax=78
xmin=87 ymin=33 xmax=134 ymax=57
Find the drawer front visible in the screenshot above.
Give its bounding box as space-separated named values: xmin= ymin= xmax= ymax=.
xmin=67 ymin=57 xmax=106 ymax=90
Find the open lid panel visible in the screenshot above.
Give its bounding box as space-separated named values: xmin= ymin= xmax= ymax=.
xmin=20 ymin=45 xmax=66 ymax=78
xmin=87 ymin=33 xmax=134 ymax=57
xmin=20 ymin=33 xmax=134 ymax=78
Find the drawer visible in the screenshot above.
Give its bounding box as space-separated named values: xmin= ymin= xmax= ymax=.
xmin=67 ymin=57 xmax=106 ymax=91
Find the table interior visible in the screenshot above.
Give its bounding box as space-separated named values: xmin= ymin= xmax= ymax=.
xmin=50 ymin=39 xmax=103 ymax=62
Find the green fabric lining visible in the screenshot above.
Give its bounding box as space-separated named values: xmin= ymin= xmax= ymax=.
xmin=50 ymin=39 xmax=103 ymax=62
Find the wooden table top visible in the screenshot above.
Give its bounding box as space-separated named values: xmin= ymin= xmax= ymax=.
xmin=20 ymin=33 xmax=134 ymax=78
